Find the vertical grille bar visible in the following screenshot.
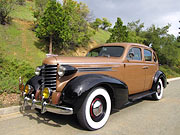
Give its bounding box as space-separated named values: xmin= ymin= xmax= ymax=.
xmin=41 ymin=64 xmax=57 ymax=91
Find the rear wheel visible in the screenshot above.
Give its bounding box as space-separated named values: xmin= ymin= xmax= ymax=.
xmin=77 ymin=87 xmax=111 ymax=130
xmin=152 ymin=79 xmax=164 ymax=100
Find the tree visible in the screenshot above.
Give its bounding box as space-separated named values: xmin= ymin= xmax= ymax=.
xmin=35 ymin=0 xmax=71 ymax=54
xmin=35 ymin=0 xmax=92 ymax=53
xmin=33 ymin=0 xmax=48 ymax=22
xmin=127 ymin=31 xmax=145 ymax=44
xmin=90 ymin=18 xmax=102 ymax=30
xmin=101 ymin=17 xmax=112 ymax=30
xmin=127 ymin=19 xmax=144 ymax=36
xmin=61 ymin=0 xmax=92 ymax=48
xmin=126 ymin=20 xmax=145 ymax=43
xmin=107 ymin=17 xmax=128 ymax=43
xmin=0 ymin=0 xmax=15 ymax=25
xmin=177 ymin=36 xmax=180 ymax=42
xmin=142 ymin=24 xmax=179 ymax=66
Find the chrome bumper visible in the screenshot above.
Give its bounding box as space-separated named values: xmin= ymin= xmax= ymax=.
xmin=24 ymin=97 xmax=73 ymax=115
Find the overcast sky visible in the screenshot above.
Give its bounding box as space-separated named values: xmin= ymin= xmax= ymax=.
xmin=75 ymin=0 xmax=180 ymax=37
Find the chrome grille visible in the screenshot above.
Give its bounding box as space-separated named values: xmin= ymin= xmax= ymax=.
xmin=42 ymin=64 xmax=57 ymax=90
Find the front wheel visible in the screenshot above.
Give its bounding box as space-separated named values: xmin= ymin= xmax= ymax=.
xmin=77 ymin=87 xmax=111 ymax=130
xmin=152 ymin=79 xmax=164 ymax=100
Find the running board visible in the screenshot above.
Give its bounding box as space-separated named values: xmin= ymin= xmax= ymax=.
xmin=129 ymin=90 xmax=156 ymax=102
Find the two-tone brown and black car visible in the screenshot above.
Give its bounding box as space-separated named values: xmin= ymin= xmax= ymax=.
xmin=19 ymin=43 xmax=167 ymax=130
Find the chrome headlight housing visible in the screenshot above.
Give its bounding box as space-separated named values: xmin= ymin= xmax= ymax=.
xmin=35 ymin=66 xmax=42 ymax=76
xmin=58 ymin=65 xmax=66 ymax=77
xmin=57 ymin=65 xmax=77 ymax=77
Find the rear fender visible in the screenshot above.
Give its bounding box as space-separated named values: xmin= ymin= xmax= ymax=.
xmin=152 ymin=70 xmax=167 ymax=91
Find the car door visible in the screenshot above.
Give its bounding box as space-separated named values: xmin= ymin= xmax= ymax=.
xmin=143 ymin=49 xmax=158 ymax=91
xmin=124 ymin=47 xmax=146 ymax=95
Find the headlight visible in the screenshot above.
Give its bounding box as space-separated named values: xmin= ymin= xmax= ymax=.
xmin=42 ymin=87 xmax=51 ymax=99
xmin=24 ymin=85 xmax=33 ymax=95
xmin=58 ymin=66 xmax=66 ymax=77
xmin=57 ymin=65 xmax=77 ymax=77
xmin=35 ymin=66 xmax=41 ymax=76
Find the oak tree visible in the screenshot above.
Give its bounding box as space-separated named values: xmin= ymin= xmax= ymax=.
xmin=107 ymin=17 xmax=128 ymax=43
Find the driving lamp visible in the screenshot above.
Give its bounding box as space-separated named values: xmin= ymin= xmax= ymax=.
xmin=25 ymin=85 xmax=31 ymax=94
xmin=42 ymin=88 xmax=51 ymax=99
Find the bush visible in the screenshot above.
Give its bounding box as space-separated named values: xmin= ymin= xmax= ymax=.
xmin=160 ymin=65 xmax=180 ymax=78
xmin=0 ymin=55 xmax=34 ymax=94
xmin=16 ymin=0 xmax=26 ymax=5
xmin=0 ymin=0 xmax=15 ymax=25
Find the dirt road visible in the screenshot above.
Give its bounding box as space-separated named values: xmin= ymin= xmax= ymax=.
xmin=0 ymin=80 xmax=180 ymax=135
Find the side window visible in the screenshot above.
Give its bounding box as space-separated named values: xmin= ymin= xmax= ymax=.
xmin=127 ymin=47 xmax=142 ymax=61
xmin=144 ymin=49 xmax=152 ymax=61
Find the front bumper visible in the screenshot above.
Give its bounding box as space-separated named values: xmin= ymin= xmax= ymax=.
xmin=24 ymin=97 xmax=73 ymax=115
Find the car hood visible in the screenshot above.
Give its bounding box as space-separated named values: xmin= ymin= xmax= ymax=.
xmin=43 ymin=56 xmax=122 ymax=67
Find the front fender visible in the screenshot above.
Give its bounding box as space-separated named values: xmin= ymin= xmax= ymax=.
xmin=61 ymin=74 xmax=128 ymax=113
xmin=26 ymin=75 xmax=42 ymax=92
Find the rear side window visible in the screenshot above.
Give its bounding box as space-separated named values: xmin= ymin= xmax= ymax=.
xmin=144 ymin=49 xmax=152 ymax=61
xmin=153 ymin=53 xmax=157 ymax=62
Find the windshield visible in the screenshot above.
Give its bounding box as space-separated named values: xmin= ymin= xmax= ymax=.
xmin=86 ymin=46 xmax=124 ymax=57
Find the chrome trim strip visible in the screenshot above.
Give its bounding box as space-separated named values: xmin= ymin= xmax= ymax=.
xmin=78 ymin=67 xmax=112 ymax=72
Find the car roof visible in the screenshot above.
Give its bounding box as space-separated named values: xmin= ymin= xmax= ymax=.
xmin=89 ymin=43 xmax=154 ymax=53
xmin=100 ymin=43 xmax=151 ymax=49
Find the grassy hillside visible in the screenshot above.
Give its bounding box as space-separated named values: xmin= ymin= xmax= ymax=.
xmin=91 ymin=29 xmax=111 ymax=44
xmin=10 ymin=1 xmax=35 ymax=22
xmin=0 ymin=0 xmax=111 ymax=95
xmin=0 ymin=0 xmax=179 ymax=97
xmin=0 ymin=1 xmax=45 ymax=96
xmin=0 ymin=1 xmax=45 ymax=68
xmin=0 ymin=20 xmax=46 ymax=68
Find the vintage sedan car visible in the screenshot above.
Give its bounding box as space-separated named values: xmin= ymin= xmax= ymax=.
xmin=19 ymin=43 xmax=167 ymax=130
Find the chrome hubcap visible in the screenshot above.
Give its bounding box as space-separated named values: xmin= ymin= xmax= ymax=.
xmin=90 ymin=98 xmax=103 ymax=118
xmin=92 ymin=100 xmax=103 ymax=117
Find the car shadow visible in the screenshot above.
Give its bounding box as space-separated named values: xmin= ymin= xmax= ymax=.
xmin=19 ymin=106 xmax=84 ymax=130
xmin=19 ymin=96 xmax=154 ymax=130
xmin=111 ymin=95 xmax=154 ymax=114
xmin=111 ymin=99 xmax=143 ymax=114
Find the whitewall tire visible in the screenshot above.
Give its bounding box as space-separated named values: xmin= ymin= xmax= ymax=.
xmin=77 ymin=87 xmax=111 ymax=130
xmin=152 ymin=79 xmax=164 ymax=100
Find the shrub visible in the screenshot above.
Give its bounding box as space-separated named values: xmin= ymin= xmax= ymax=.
xmin=0 ymin=0 xmax=15 ymax=25
xmin=16 ymin=0 xmax=26 ymax=5
xmin=0 ymin=55 xmax=34 ymax=94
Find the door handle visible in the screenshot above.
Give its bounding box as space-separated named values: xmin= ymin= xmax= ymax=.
xmin=142 ymin=66 xmax=148 ymax=69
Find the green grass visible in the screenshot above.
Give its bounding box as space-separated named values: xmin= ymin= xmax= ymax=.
xmin=10 ymin=1 xmax=35 ymax=21
xmin=0 ymin=21 xmax=46 ymax=68
xmin=91 ymin=29 xmax=111 ymax=44
xmin=160 ymin=65 xmax=180 ymax=78
xmin=0 ymin=1 xmax=46 ymax=94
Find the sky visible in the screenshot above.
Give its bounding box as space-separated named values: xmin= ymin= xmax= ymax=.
xmin=74 ymin=0 xmax=180 ymax=37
